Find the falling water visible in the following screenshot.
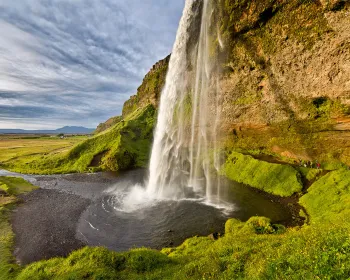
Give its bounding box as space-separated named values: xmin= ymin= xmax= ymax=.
xmin=147 ymin=0 xmax=222 ymax=202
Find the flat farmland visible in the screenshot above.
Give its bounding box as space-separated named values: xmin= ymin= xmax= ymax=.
xmin=0 ymin=135 xmax=88 ymax=165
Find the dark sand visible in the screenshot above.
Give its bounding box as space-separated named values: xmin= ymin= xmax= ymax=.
xmin=12 ymin=189 xmax=90 ymax=265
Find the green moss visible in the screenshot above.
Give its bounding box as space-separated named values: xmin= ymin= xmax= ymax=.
xmin=0 ymin=177 xmax=38 ymax=196
xmin=221 ymin=152 xmax=303 ymax=196
xmin=297 ymin=167 xmax=322 ymax=181
xmin=17 ymin=247 xmax=175 ymax=280
xmin=242 ymin=217 xmax=286 ymax=235
xmin=299 ymin=169 xmax=350 ymax=224
xmin=225 ymin=218 xmax=245 ymax=234
xmin=233 ymin=89 xmax=263 ymax=105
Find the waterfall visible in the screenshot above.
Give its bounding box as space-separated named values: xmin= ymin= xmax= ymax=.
xmin=147 ymin=0 xmax=221 ymax=202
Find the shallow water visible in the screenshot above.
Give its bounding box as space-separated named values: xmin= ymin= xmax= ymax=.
xmin=1 ymin=169 xmax=291 ymax=251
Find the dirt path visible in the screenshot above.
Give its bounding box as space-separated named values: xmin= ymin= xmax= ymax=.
xmin=11 ymin=189 xmax=90 ymax=265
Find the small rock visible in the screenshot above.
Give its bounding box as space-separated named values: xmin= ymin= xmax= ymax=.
xmin=208 ymin=232 xmax=219 ymax=241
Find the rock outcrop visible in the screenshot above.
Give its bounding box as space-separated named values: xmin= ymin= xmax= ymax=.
xmin=122 ymin=55 xmax=170 ymax=117
xmin=212 ymin=0 xmax=350 ymax=166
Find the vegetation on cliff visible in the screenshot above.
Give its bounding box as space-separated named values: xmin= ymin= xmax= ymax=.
xmin=2 ymin=105 xmax=156 ymax=174
xmin=123 ymin=55 xmax=170 ymax=117
xmin=300 ymin=169 xmax=350 ymax=224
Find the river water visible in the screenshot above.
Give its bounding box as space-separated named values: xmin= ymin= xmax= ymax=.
xmin=1 ymin=169 xmax=291 ymax=251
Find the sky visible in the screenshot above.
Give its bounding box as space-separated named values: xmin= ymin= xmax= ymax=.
xmin=0 ymin=0 xmax=185 ymax=129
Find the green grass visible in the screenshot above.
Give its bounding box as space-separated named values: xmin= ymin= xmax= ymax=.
xmin=0 ymin=177 xmax=38 ymax=280
xmin=0 ymin=177 xmax=38 ymax=196
xmin=299 ymin=169 xmax=350 ymax=224
xmin=221 ymin=152 xmax=303 ymax=196
xmin=296 ymin=167 xmax=322 ymax=181
xmin=15 ymin=216 xmax=350 ymax=280
xmin=0 ymin=136 xmax=86 ymax=164
xmin=2 ymin=105 xmax=156 ymax=174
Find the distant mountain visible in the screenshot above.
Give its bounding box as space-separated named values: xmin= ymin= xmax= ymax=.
xmin=0 ymin=126 xmax=94 ymax=134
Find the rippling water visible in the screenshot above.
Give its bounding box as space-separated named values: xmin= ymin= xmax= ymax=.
xmin=1 ymin=169 xmax=291 ymax=252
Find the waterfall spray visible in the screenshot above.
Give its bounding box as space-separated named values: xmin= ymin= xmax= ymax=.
xmin=147 ymin=0 xmax=222 ymax=202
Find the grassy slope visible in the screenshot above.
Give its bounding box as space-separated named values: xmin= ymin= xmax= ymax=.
xmin=300 ymin=169 xmax=350 ymax=224
xmin=0 ymin=177 xmax=38 ymax=280
xmin=2 ymin=105 xmax=156 ymax=174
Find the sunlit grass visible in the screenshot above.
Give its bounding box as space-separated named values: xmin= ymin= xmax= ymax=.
xmin=0 ymin=136 xmax=88 ymax=167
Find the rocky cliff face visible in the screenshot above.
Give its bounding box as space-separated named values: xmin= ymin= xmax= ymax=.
xmin=122 ymin=55 xmax=170 ymax=117
xmin=212 ymin=0 xmax=350 ymax=166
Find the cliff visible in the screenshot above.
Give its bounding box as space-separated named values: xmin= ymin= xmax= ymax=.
xmin=122 ymin=55 xmax=170 ymax=117
xmin=212 ymin=0 xmax=350 ymax=167
xmin=117 ymin=0 xmax=350 ymax=167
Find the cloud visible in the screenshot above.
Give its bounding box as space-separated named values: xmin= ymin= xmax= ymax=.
xmin=0 ymin=0 xmax=185 ymax=129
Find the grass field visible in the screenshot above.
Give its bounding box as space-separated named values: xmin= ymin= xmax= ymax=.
xmin=0 ymin=135 xmax=88 ymax=171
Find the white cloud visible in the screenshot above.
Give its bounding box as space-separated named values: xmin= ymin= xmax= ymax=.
xmin=0 ymin=0 xmax=184 ymax=129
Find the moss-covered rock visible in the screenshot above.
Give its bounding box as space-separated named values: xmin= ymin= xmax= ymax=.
xmin=214 ymin=0 xmax=350 ymax=167
xmin=221 ymin=151 xmax=303 ymax=197
xmin=299 ymin=169 xmax=350 ymax=224
xmin=122 ymin=55 xmax=170 ymax=117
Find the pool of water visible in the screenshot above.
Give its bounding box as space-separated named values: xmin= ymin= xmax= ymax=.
xmin=1 ymin=169 xmax=291 ymax=251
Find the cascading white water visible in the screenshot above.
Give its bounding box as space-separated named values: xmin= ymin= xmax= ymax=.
xmin=147 ymin=0 xmax=222 ymax=202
